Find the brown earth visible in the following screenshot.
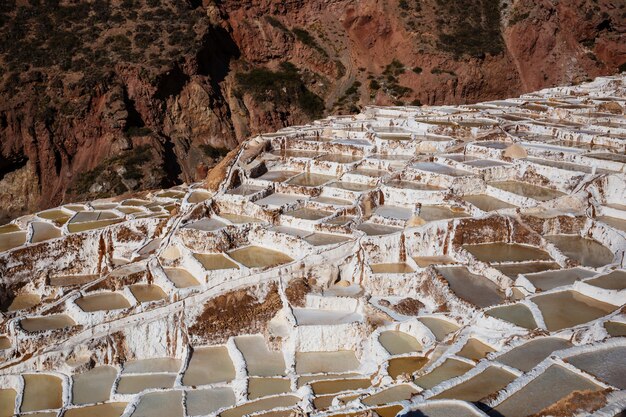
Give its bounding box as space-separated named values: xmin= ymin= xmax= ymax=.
xmin=0 ymin=0 xmax=624 ymax=220
xmin=188 ymin=282 xmax=282 ymax=344
xmin=529 ymin=389 xmax=610 ymax=417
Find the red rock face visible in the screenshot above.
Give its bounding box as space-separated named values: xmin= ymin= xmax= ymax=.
xmin=0 ymin=0 xmax=623 ymax=220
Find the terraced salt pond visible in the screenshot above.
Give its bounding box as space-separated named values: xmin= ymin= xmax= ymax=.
xmin=117 ymin=374 xmax=177 ymax=394
xmin=433 ymin=366 xmax=517 ymax=401
xmin=375 ymin=205 xmax=413 ymax=221
xmin=6 ymin=293 xmax=41 ymax=311
xmin=457 ymin=338 xmax=496 ymax=361
xmin=385 ymin=180 xmax=444 ymax=191
xmin=586 ymin=270 xmax=626 ymax=290
xmin=186 ymin=387 xmax=236 ymax=416
xmin=65 ymin=403 xmax=128 ymax=417
xmin=183 ymin=346 xmax=236 ymax=386
xmin=257 ymin=170 xmax=299 ymax=182
xmin=130 ymin=390 xmax=183 ymax=417
xmin=0 ymin=389 xmax=17 ymax=416
xmin=228 ymin=246 xmax=293 ymax=268
xmin=464 ymin=243 xmax=551 ymax=263
xmin=255 ymin=193 xmax=304 ymax=208
xmin=220 ymin=395 xmax=300 ymax=417
xmin=598 ymin=215 xmax=626 ymax=232
xmin=247 ymin=377 xmax=291 ymax=400
xmin=20 ymin=314 xmax=76 ymax=332
xmin=357 ymin=223 xmax=403 ymax=236
xmin=295 ymin=351 xmax=360 ymax=374
xmin=287 ymin=173 xmax=336 ymax=187
xmin=437 ymin=267 xmax=505 ymax=308
xmin=417 ymin=317 xmax=460 ymax=342
xmin=605 ymin=321 xmax=626 ymax=336
xmin=414 ymin=358 xmax=474 ymax=389
xmin=75 ymin=292 xmax=131 ymax=312
xmin=0 ymin=76 xmax=625 ymax=417
xmin=67 ymin=211 xmax=123 ymax=233
xmin=462 ymin=195 xmax=516 ymax=211
xmin=486 ymin=304 xmax=538 ymax=329
xmin=489 ymin=181 xmax=566 ymax=201
xmin=379 ymin=331 xmax=422 ymax=355
xmin=523 ymin=268 xmax=596 ymax=291
xmin=361 ymin=384 xmax=418 ymax=405
xmin=371 ymin=263 xmax=415 ymax=274
xmin=234 ymin=335 xmax=286 ymax=376
xmin=490 ymin=365 xmax=603 ymax=417
xmin=387 ymin=357 xmax=428 ymax=379
xmin=130 ymin=284 xmax=168 ymax=302
xmin=163 ymin=268 xmax=201 ymax=288
xmin=72 ymin=366 xmax=117 ymax=404
xmin=284 ymin=207 xmax=332 ymax=220
xmin=412 ymin=256 xmax=456 ymax=268
xmin=0 ymin=230 xmax=26 ymax=252
xmin=496 ymin=337 xmax=573 ymax=372
xmin=545 ymin=235 xmax=614 ymax=267
xmin=49 ymin=274 xmax=99 ymax=287
xmin=21 ymin=374 xmax=63 ymax=412
xmin=193 ymin=253 xmax=239 ymax=270
xmin=0 ymin=336 xmax=11 ymax=350
xmin=566 ymin=345 xmax=626 ymax=389
xmin=413 ymin=162 xmax=472 ymax=177
xmin=531 ymin=290 xmax=616 ymax=331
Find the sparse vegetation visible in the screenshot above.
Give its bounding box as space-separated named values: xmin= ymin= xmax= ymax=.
xmin=0 ymin=0 xmax=209 ymax=147
xmin=367 ymin=59 xmax=413 ymax=100
xmin=431 ymin=67 xmax=457 ymax=76
xmin=335 ymin=80 xmax=362 ymax=114
xmin=71 ymin=145 xmax=154 ymax=197
xmin=335 ymin=60 xmax=347 ymax=78
xmin=509 ymin=10 xmax=530 ymax=26
xmin=265 ymin=16 xmax=289 ymax=33
xmin=235 ymin=62 xmax=325 ymax=118
xmin=199 ymin=144 xmax=229 ymax=159
xmin=384 ymin=59 xmax=406 ymax=77
xmin=126 ymin=126 xmax=152 ymax=137
xmin=435 ymin=0 xmax=505 ymax=58
xmin=293 ymin=27 xmax=328 ymax=57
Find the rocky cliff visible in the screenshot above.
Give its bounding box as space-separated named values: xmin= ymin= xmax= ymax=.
xmin=0 ymin=0 xmax=624 ymax=221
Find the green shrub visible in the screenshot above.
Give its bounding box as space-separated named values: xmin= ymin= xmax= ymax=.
xmin=435 ymin=0 xmax=504 ymax=58
xmin=126 ymin=126 xmax=152 ymax=137
xmin=293 ymin=27 xmax=328 ymax=56
xmin=431 ymin=68 xmax=456 ymax=76
xmin=235 ymin=62 xmax=324 ymax=118
xmin=199 ymin=144 xmax=229 ymax=159
xmin=412 ymin=66 xmax=422 ymax=74
xmin=345 ymin=80 xmax=361 ymax=96
xmin=265 ymin=16 xmax=289 ymax=33
xmin=335 ymin=60 xmax=346 ymax=78
xmin=509 ymin=11 xmax=530 ymax=26
xmin=384 ymin=59 xmax=406 ymax=77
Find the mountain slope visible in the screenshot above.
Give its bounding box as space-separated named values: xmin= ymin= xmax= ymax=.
xmin=0 ymin=0 xmax=624 ymax=221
